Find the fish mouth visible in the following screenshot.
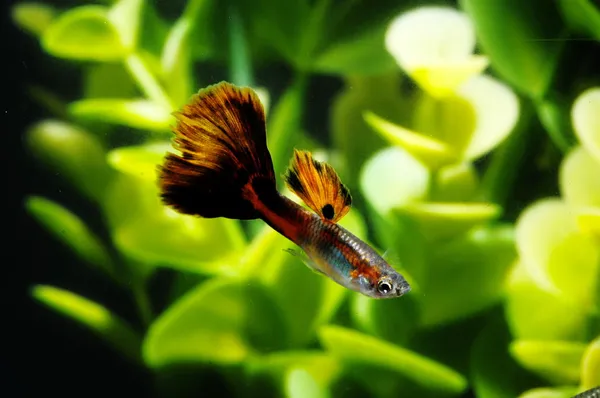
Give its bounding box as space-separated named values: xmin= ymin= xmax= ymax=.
xmin=395 ymin=282 xmax=411 ymax=297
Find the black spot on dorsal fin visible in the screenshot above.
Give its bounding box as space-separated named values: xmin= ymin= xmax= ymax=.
xmin=322 ymin=204 xmax=334 ymax=220
xmin=284 ymin=149 xmax=352 ymax=223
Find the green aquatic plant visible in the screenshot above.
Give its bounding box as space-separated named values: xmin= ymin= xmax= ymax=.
xmin=15 ymin=0 xmax=600 ymax=397
xmin=504 ymin=88 xmax=600 ymax=398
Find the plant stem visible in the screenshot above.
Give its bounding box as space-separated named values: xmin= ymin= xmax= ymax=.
xmin=111 ymin=254 xmax=154 ymax=328
xmin=125 ymin=53 xmax=174 ymax=110
xmin=427 ymin=169 xmax=440 ymax=201
xmin=479 ymin=98 xmax=535 ymax=209
xmin=267 ymin=71 xmax=308 ymax=179
xmin=228 ymin=1 xmax=254 ymax=87
xmin=297 ymin=0 xmax=332 ymax=70
xmin=131 ymin=279 xmax=153 ymax=328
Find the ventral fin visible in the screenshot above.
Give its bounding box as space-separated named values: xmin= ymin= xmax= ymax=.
xmin=283 ymin=248 xmax=324 ymax=276
xmin=284 ymin=150 xmax=352 ymax=223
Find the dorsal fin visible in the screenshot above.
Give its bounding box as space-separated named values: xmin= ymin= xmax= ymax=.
xmin=284 ymin=150 xmax=352 ymax=223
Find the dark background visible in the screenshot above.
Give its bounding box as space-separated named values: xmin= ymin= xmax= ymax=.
xmin=3 ymin=0 xmax=153 ymax=395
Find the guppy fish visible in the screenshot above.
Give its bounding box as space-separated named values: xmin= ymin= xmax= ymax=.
xmin=158 ymin=81 xmax=411 ymax=299
xmin=573 ymin=387 xmax=600 ymax=398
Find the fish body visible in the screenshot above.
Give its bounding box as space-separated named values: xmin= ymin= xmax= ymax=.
xmin=300 ymin=216 xmax=410 ymax=298
xmin=159 ymin=81 xmax=410 ymax=299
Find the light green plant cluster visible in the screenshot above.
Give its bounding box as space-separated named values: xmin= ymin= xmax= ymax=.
xmin=14 ymin=0 xmax=600 ymax=397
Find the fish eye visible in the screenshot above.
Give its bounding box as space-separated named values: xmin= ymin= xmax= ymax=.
xmin=377 ymin=279 xmax=393 ymax=294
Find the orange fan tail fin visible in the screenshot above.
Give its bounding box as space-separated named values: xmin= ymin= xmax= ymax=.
xmin=284 ymin=150 xmax=352 ymax=223
xmin=159 ymin=81 xmax=276 ymax=219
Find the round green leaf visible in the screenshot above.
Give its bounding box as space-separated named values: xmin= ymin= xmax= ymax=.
xmin=458 ymin=74 xmax=519 ymax=160
xmin=84 ymin=63 xmax=137 ymax=99
xmin=572 ymin=87 xmax=600 ymax=163
xmin=32 ymin=285 xmax=141 ymax=363
xmin=515 ymin=198 xmax=600 ymax=308
xmin=26 ymin=119 xmax=112 ymax=202
xmin=395 ymin=202 xmax=501 ymax=241
xmin=433 ymin=162 xmax=479 ymax=202
xmin=412 ymin=94 xmax=476 ymax=159
xmin=419 ymin=224 xmax=515 ymax=327
xmin=560 ymin=146 xmax=600 ymax=209
xmin=26 ymin=196 xmax=114 ymax=277
xmin=143 ymin=278 xmax=286 ymax=368
xmin=246 ymin=351 xmax=340 ymax=388
xmin=107 ymin=142 xmax=171 ymax=181
xmin=581 ymin=336 xmax=600 ymax=389
xmin=107 ymin=0 xmax=144 ymax=50
xmin=12 ymin=2 xmax=56 ymax=37
xmin=103 ymin=173 xmax=246 ymax=274
xmin=505 ymin=263 xmax=589 ymax=341
xmin=510 ymin=340 xmax=586 ymax=384
xmin=517 ymin=387 xmax=579 ymax=398
xmin=387 ymin=6 xmax=476 ymax=67
xmin=69 ymin=99 xmax=172 ymax=131
xmin=360 ymin=146 xmax=430 ymax=215
xmin=42 ymin=5 xmax=127 ymax=61
xmin=318 ymin=325 xmax=467 ymax=394
xmin=364 ymin=110 xmax=458 ymax=170
xmin=286 ymin=368 xmax=330 ymax=398
xmin=412 ymin=74 xmax=519 ymax=163
xmin=385 ymin=6 xmax=487 ymax=97
xmin=515 ymin=198 xmax=578 ymax=290
xmin=575 ymin=208 xmax=600 ymax=239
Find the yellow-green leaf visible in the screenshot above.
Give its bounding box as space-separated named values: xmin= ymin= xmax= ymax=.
xmin=360 ymin=146 xmax=430 ymax=215
xmin=286 ymin=368 xmax=330 ymax=398
xmin=69 ymin=99 xmax=172 ymax=131
xmin=573 ymin=88 xmax=600 ymax=162
xmin=103 ymin=173 xmax=246 ymax=275
xmin=505 ymin=263 xmax=588 ymax=341
xmin=32 ymin=285 xmax=140 ymax=363
xmin=581 ymin=336 xmax=600 ymax=389
xmin=42 ymin=5 xmax=127 ymax=61
xmin=108 ymin=0 xmax=144 ymax=50
xmin=25 ymin=120 xmax=112 ymax=202
xmin=385 ymin=6 xmax=485 ymax=97
xmin=26 ymin=196 xmax=115 ymax=277
xmin=143 ymin=278 xmax=286 ymax=367
xmin=518 ymin=387 xmax=579 ymax=398
xmin=364 ymin=111 xmax=458 ymax=170
xmin=160 ymin=17 xmax=194 ymax=107
xmin=515 ymin=198 xmax=600 ymax=309
xmin=12 ymin=2 xmax=56 ymax=37
xmin=510 ymin=340 xmax=586 ymax=384
xmin=560 ymin=146 xmax=600 ymax=209
xmin=395 ymin=202 xmax=501 ymax=241
xmin=319 ymin=325 xmax=467 ymax=394
xmin=107 ymin=142 xmax=171 ymax=181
